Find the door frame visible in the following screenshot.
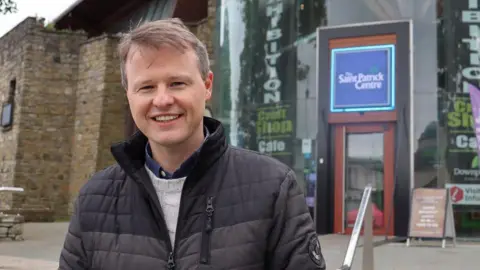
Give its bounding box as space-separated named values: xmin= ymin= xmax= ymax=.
xmin=333 ymin=123 xmax=395 ymax=236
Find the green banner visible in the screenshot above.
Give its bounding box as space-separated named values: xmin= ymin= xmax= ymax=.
xmin=446 ymin=94 xmax=480 ymax=182
xmin=255 ymin=102 xmax=295 ymax=165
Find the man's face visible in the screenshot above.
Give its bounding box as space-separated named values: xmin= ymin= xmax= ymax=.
xmin=125 ymin=44 xmax=213 ymax=147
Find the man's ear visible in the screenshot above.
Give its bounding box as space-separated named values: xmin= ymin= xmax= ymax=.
xmin=205 ymin=71 xmax=213 ymax=100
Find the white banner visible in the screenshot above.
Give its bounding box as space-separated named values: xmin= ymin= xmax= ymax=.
xmin=446 ymin=184 xmax=480 ymax=205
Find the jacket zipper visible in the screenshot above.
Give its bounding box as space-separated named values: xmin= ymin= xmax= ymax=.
xmin=200 ymin=196 xmax=215 ymax=264
xmin=166 ymin=177 xmax=192 ymax=270
xmin=134 ymin=173 xmax=176 ymax=269
xmin=138 ymin=167 xmax=213 ymax=268
xmin=167 ymin=252 xmax=175 ymax=269
xmin=141 ymin=185 xmax=176 ymax=269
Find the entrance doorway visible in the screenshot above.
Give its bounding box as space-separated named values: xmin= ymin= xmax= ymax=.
xmin=333 ymin=123 xmax=395 ymax=235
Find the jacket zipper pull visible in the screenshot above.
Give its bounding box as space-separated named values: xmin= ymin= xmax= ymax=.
xmin=206 ymin=196 xmax=214 ymax=232
xmin=167 ymin=252 xmax=175 ymax=270
xmin=201 ymin=196 xmax=215 ymax=264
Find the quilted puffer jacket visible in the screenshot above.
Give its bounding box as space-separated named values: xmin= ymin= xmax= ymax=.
xmin=59 ymin=117 xmax=326 ymax=270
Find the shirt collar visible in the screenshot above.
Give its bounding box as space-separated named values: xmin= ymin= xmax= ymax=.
xmin=145 ymin=125 xmax=210 ymax=179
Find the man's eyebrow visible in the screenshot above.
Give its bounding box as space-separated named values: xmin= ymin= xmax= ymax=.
xmin=169 ymin=75 xmax=193 ymax=82
xmin=133 ymin=79 xmax=155 ymax=88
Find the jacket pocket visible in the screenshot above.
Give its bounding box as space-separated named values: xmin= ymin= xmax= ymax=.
xmin=200 ymin=196 xmax=215 ymax=265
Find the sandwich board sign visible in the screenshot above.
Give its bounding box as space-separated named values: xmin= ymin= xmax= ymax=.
xmin=406 ymin=188 xmax=456 ymax=248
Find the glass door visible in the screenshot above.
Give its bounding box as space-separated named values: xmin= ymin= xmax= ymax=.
xmin=334 ymin=124 xmax=395 ymax=235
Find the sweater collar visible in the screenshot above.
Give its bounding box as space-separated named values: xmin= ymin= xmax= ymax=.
xmin=144 ymin=126 xmax=210 ymax=179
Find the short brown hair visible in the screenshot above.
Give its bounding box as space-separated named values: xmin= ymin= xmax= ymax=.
xmin=117 ymin=18 xmax=210 ymax=88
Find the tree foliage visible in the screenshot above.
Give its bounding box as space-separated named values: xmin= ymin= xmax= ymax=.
xmin=0 ymin=0 xmax=17 ymax=14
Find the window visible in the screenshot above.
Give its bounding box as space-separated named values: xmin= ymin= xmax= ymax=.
xmin=1 ymin=79 xmax=16 ymax=130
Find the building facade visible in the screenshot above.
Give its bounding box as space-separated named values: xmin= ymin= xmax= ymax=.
xmin=211 ymin=0 xmax=480 ymax=239
xmin=0 ymin=0 xmax=215 ymax=220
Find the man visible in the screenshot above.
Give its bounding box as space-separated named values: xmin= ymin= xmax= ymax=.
xmin=59 ymin=18 xmax=326 ymax=270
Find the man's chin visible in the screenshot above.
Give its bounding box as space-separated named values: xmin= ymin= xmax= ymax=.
xmin=148 ymin=134 xmax=185 ymax=147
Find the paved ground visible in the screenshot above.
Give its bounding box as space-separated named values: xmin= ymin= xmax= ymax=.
xmin=318 ymin=234 xmax=479 ymax=269
xmin=0 ymin=222 xmax=479 ymax=269
xmin=0 ymin=223 xmax=65 ymax=269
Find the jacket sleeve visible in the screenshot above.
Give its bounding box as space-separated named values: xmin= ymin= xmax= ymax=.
xmin=267 ymin=169 xmax=326 ymax=270
xmin=59 ymin=197 xmax=89 ymax=269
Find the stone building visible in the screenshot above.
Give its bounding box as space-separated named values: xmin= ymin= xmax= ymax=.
xmin=0 ymin=0 xmax=215 ymax=220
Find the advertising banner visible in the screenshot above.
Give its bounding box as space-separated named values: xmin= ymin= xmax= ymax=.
xmin=255 ymin=102 xmax=295 ymax=165
xmin=407 ymin=188 xmax=456 ymax=246
xmin=330 ymin=44 xmax=395 ymax=112
xmin=408 ymin=188 xmax=448 ymax=238
xmin=445 ymin=93 xmax=480 ymax=182
xmin=441 ymin=0 xmax=480 ymax=235
xmin=443 ymin=0 xmax=480 ymax=184
xmin=446 ymin=184 xmax=480 ymax=206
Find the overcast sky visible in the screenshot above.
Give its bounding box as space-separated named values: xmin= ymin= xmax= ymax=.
xmin=0 ymin=0 xmax=77 ymax=37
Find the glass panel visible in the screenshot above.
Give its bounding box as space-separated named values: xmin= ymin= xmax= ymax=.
xmin=212 ymin=0 xmax=328 ymax=213
xmin=440 ymin=0 xmax=480 ymax=239
xmin=344 ymin=132 xmax=385 ymax=230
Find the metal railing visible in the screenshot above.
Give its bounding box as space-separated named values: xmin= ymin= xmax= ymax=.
xmin=337 ymin=184 xmax=375 ymax=270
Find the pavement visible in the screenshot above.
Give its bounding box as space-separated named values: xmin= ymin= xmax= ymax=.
xmin=318 ymin=234 xmax=479 ymax=269
xmin=0 ymin=223 xmax=65 ymax=270
xmin=0 ymin=222 xmax=479 ymax=269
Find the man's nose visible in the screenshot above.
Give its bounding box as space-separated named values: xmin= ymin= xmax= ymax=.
xmin=152 ymin=86 xmax=174 ymax=107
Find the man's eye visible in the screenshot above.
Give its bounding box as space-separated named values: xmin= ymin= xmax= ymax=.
xmin=139 ymin=86 xmax=154 ymax=91
xmin=170 ymin=82 xmax=186 ymax=87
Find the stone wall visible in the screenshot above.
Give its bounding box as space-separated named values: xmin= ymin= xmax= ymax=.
xmin=187 ymin=0 xmax=217 ymax=107
xmin=0 ymin=17 xmax=87 ymax=217
xmin=13 ymin=20 xmax=86 ymax=218
xmin=186 ymin=0 xmax=216 ymax=62
xmin=68 ymin=35 xmax=126 ymax=212
xmin=0 ymin=18 xmax=32 ymax=209
xmin=96 ymin=38 xmax=127 ymax=171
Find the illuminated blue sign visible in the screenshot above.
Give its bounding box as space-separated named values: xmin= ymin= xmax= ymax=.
xmin=330 ymin=44 xmax=395 ymax=112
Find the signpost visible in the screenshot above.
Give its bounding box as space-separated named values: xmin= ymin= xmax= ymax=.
xmin=337 ymin=184 xmax=374 ymax=270
xmin=406 ymin=188 xmax=456 ymax=248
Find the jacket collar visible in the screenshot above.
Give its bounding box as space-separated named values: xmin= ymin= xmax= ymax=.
xmin=111 ymin=117 xmax=227 ymax=180
xmin=144 ymin=126 xmax=210 ymax=179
